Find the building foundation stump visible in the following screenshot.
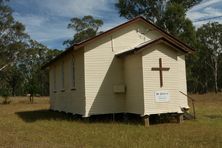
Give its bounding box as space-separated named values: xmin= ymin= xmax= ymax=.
xmin=143 ymin=115 xmax=150 ymax=127
xmin=177 ymin=114 xmax=183 ymax=123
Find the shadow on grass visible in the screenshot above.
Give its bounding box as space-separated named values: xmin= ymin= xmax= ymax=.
xmin=15 ymin=110 xmax=179 ymax=126
xmin=15 ymin=110 xmax=82 ymax=123
xmin=16 ymin=110 xmax=143 ymax=125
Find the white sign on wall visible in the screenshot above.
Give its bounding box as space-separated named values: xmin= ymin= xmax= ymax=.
xmin=154 ymin=90 xmax=170 ymax=102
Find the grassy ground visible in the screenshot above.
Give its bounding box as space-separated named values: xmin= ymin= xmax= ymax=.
xmin=0 ymin=93 xmax=222 ymax=148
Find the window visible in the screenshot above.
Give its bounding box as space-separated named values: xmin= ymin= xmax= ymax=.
xmin=71 ymin=57 xmax=75 ymax=89
xmin=61 ymin=61 xmax=65 ymax=91
xmin=53 ymin=66 xmax=56 ymax=92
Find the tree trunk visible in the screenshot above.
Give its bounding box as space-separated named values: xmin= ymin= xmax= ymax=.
xmin=0 ymin=64 xmax=9 ymax=71
xmin=204 ymin=81 xmax=208 ymax=93
xmin=214 ymin=58 xmax=218 ymax=93
xmin=12 ymin=86 xmax=15 ymax=96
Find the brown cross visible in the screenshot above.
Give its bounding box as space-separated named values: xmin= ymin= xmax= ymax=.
xmin=151 ymin=58 xmax=170 ymax=87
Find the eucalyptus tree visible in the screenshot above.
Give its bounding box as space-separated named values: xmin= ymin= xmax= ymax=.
xmin=0 ymin=0 xmax=29 ymax=71
xmin=63 ymin=15 xmax=103 ymax=47
xmin=115 ymin=0 xmax=201 ymax=47
xmin=0 ymin=0 xmax=61 ymax=96
xmin=196 ymin=22 xmax=222 ymax=93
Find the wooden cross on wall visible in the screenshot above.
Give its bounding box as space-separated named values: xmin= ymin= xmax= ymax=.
xmin=151 ymin=58 xmax=170 ymax=87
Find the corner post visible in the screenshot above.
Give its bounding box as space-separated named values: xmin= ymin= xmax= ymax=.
xmin=143 ymin=115 xmax=150 ymax=127
xmin=177 ymin=114 xmax=183 ymax=123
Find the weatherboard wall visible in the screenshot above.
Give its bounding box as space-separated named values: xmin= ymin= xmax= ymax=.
xmin=142 ymin=43 xmax=188 ymax=115
xmin=49 ymin=49 xmax=85 ymax=115
xmin=84 ymin=22 xmax=161 ymax=116
xmin=124 ymin=53 xmax=144 ymax=114
xmin=48 ymin=20 xmax=188 ymax=117
xmin=84 ymin=36 xmax=126 ymax=116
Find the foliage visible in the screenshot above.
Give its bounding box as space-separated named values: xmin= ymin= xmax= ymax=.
xmin=0 ymin=0 xmax=221 ymax=95
xmin=0 ymin=66 xmax=23 ymax=96
xmin=63 ymin=15 xmax=103 ymax=47
xmin=116 ymin=0 xmax=199 ymax=46
xmin=159 ymin=3 xmax=197 ymax=46
xmin=115 ymin=0 xmax=222 ymax=93
xmin=0 ymin=0 xmax=29 ymax=69
xmin=0 ymin=87 xmax=10 ymax=104
xmin=115 ymin=0 xmax=201 ymax=22
xmin=0 ymin=1 xmax=62 ymax=97
xmin=196 ymin=22 xmax=222 ymax=93
xmin=185 ymin=23 xmax=222 ymax=93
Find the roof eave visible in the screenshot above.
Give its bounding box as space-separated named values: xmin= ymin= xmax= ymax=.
xmin=116 ymin=37 xmax=190 ymax=58
xmin=42 ymin=16 xmax=195 ymax=68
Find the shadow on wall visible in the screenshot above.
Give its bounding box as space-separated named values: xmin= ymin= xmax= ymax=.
xmin=88 ymin=56 xmax=126 ymax=115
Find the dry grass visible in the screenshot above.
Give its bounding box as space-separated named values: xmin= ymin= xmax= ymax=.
xmin=0 ymin=94 xmax=222 ymax=148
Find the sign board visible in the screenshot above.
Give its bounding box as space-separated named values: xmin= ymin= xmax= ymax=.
xmin=154 ymin=91 xmax=170 ymax=102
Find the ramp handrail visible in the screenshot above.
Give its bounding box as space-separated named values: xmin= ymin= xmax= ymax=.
xmin=179 ymin=91 xmax=196 ymax=119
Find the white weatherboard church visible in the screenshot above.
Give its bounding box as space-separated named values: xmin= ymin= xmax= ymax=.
xmin=44 ymin=17 xmax=194 ymax=125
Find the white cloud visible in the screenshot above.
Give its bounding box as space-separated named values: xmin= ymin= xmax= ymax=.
xmin=13 ymin=12 xmax=47 ymax=27
xmin=7 ymin=1 xmax=116 ymax=49
xmin=203 ymin=7 xmax=222 ymax=16
xmin=13 ymin=12 xmax=73 ymax=45
xmin=187 ymin=0 xmax=222 ymax=27
xmin=187 ymin=7 xmax=222 ymax=20
xmin=33 ymin=0 xmax=112 ymax=18
xmin=190 ymin=0 xmax=221 ymax=11
xmin=8 ymin=0 xmax=125 ymax=49
xmin=15 ymin=0 xmax=222 ymax=48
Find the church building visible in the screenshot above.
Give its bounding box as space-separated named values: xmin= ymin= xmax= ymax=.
xmin=43 ymin=16 xmax=194 ymax=125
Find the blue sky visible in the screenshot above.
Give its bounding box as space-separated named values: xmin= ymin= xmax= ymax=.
xmin=8 ymin=0 xmax=222 ymax=50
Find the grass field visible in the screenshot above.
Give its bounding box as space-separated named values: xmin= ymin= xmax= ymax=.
xmin=0 ymin=93 xmax=222 ymax=148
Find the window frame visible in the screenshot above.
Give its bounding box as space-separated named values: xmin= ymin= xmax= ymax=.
xmin=53 ymin=65 xmax=57 ymax=93
xmin=61 ymin=60 xmax=65 ymax=92
xmin=71 ymin=57 xmax=76 ymax=90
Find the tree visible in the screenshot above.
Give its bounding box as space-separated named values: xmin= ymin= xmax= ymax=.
xmin=0 ymin=66 xmax=23 ymax=96
xmin=0 ymin=87 xmax=10 ymax=104
xmin=19 ymin=40 xmax=62 ymax=96
xmin=159 ymin=3 xmax=196 ymax=46
xmin=186 ymin=43 xmax=214 ymax=94
xmin=196 ymin=22 xmax=222 ymax=93
xmin=0 ymin=1 xmax=62 ymax=97
xmin=115 ymin=0 xmax=201 ymax=23
xmin=0 ymin=0 xmax=29 ymax=71
xmin=115 ymin=0 xmax=200 ymax=46
xmin=63 ymin=15 xmax=103 ymax=47
xmin=24 ymin=76 xmax=37 ymax=103
xmin=116 ymin=0 xmax=207 ymax=94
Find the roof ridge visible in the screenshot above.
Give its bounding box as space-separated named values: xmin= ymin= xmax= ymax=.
xmin=43 ymin=17 xmax=194 ymax=68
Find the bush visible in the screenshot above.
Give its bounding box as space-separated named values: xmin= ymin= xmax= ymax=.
xmin=0 ymin=88 xmax=11 ymax=104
